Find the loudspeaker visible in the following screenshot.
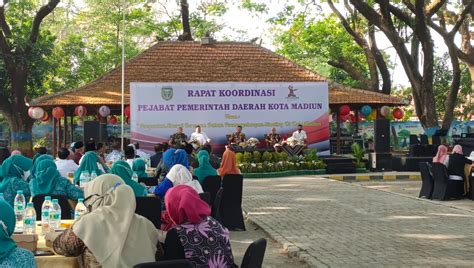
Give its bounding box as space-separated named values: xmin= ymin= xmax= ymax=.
xmin=83 ymin=121 xmax=107 ymax=143
xmin=369 ymin=152 xmax=392 ymax=172
xmin=375 ymin=119 xmax=390 ymax=153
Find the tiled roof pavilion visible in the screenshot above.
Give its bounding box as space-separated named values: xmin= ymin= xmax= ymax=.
xmin=31 ymin=41 xmax=403 ymax=107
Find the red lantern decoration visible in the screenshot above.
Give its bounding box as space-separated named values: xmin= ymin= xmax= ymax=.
xmin=124 ymin=106 xmax=131 ymax=118
xmin=41 ymin=111 xmax=50 ymax=122
xmin=349 ymin=114 xmax=356 ymax=123
xmin=340 ymin=114 xmax=350 ymax=122
xmin=52 ymin=107 xmax=65 ymax=119
xmin=126 ymin=116 xmax=130 ymax=124
xmin=109 ymin=115 xmax=117 ymax=125
xmin=392 ymin=108 xmax=404 ymax=120
xmin=339 ymin=105 xmax=350 ymax=116
xmin=74 ymin=105 xmax=87 ymax=117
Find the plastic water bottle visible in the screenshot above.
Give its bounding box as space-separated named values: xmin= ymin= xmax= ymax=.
xmin=24 ymin=202 xmax=36 ymax=234
xmin=74 ymin=198 xmax=87 ymax=221
xmin=132 ymin=172 xmax=139 ymax=183
xmin=41 ymin=196 xmax=52 ymax=234
xmin=79 ymin=171 xmax=90 ymax=188
xmin=90 ymin=171 xmax=97 ymax=181
xmin=14 ymin=191 xmax=26 ymax=233
xmin=50 ymin=199 xmax=61 ymax=231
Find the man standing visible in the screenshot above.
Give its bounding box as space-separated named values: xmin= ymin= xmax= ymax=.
xmin=189 ymin=125 xmax=211 ymax=149
xmin=292 ymin=124 xmax=307 ymax=144
xmin=266 ymin=127 xmax=281 ymax=147
xmin=228 ymin=126 xmax=246 ymax=144
xmin=73 ymin=141 xmax=84 ymax=165
xmin=169 ymin=126 xmax=188 ymax=148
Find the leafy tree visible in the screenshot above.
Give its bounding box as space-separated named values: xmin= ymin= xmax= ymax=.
xmin=273 ymin=2 xmax=391 ymax=93
xmin=348 ymin=0 xmax=472 ymax=132
xmin=0 ymin=0 xmax=60 ymax=154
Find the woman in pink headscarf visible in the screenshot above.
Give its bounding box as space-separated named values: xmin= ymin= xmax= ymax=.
xmin=433 ymin=145 xmax=449 ymax=166
xmin=446 ymin=145 xmax=472 ymax=181
xmin=163 ymin=185 xmax=236 ymax=267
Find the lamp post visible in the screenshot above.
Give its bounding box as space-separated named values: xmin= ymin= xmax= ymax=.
xmin=121 ymin=0 xmax=126 ymax=150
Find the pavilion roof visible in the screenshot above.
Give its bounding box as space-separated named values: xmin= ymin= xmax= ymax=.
xmin=31 ymin=41 xmax=404 ymax=107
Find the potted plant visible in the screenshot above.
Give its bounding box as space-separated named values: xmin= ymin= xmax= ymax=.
xmin=351 ymin=143 xmax=367 ymax=173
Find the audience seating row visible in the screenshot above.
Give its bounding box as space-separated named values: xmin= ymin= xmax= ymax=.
xmin=419 ymin=162 xmax=473 ymax=200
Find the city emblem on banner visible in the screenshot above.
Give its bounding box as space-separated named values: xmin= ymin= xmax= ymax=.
xmin=161 ymin=86 xmax=173 ymax=101
xmin=286 ymin=85 xmax=299 ymax=100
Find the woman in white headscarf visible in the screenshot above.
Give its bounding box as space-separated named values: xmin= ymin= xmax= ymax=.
xmin=50 ymin=174 xmax=162 ymax=268
xmin=153 ymin=164 xmax=203 ymax=199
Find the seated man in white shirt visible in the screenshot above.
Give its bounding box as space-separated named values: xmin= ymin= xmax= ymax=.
xmin=55 ymin=148 xmax=79 ymax=178
xmin=292 ymin=124 xmax=308 ymax=144
xmin=189 ymin=125 xmax=211 ymax=149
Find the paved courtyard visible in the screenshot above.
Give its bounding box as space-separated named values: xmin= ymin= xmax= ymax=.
xmin=243 ymin=177 xmax=474 ymax=267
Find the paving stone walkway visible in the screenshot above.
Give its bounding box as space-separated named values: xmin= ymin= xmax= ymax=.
xmin=243 ymin=177 xmax=474 ymax=267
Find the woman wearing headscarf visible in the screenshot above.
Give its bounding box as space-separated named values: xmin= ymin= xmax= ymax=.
xmin=154 ymin=164 xmax=203 ymax=199
xmin=0 ymin=200 xmax=36 ymax=267
xmin=163 ymin=185 xmax=236 ymax=267
xmin=0 ymin=155 xmax=33 ymax=206
xmin=74 ymin=151 xmax=104 ymax=185
xmin=30 ymin=159 xmax=84 ymax=200
xmin=111 ymin=161 xmax=147 ymax=197
xmin=154 ymin=149 xmax=190 ymax=181
xmin=194 ymin=150 xmax=218 ymax=184
xmin=29 ymin=154 xmax=54 ymax=182
xmin=132 ymin=158 xmax=149 ymax=178
xmin=432 ymin=145 xmax=449 ymax=166
xmin=217 ymin=148 xmax=240 ymax=177
xmin=51 ymin=174 xmax=162 ymax=267
xmin=446 ymin=145 xmax=472 ymax=181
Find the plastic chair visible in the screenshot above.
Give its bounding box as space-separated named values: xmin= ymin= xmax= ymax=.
xmin=212 ymin=187 xmax=223 ymax=221
xmin=220 ymin=174 xmax=246 ymax=231
xmin=409 ymin=135 xmax=420 ymax=145
xmin=420 ymin=135 xmax=429 ymax=145
xmin=138 ymin=177 xmax=158 ymax=186
xmin=199 ymin=192 xmax=211 ymax=206
xmin=418 ymin=162 xmax=434 ymax=199
xmin=431 ymin=163 xmax=464 ymax=200
xmin=135 ymin=196 xmax=161 ymax=229
xmin=202 ymin=175 xmax=222 ymax=208
xmin=241 ymin=238 xmax=267 ymax=268
xmin=134 ymin=260 xmax=193 ymax=268
xmin=32 ymin=194 xmax=73 ymax=220
xmin=431 ymin=135 xmax=441 ymax=146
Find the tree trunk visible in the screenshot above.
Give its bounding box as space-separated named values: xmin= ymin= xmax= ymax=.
xmin=8 ymin=69 xmax=34 ymax=157
xmin=179 ymin=0 xmax=193 ymax=41
xmin=7 ymin=111 xmax=34 ymax=157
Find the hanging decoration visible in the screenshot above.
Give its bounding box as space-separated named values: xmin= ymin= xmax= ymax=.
xmin=380 ymin=106 xmax=391 ymax=117
xmin=392 ymin=108 xmax=404 ymax=120
xmin=99 ymin=105 xmax=111 ymax=117
xmin=109 ymin=115 xmax=118 ymax=125
xmin=29 ymin=107 xmax=45 ymax=120
xmin=124 ymin=106 xmax=131 ymax=118
xmin=77 ymin=117 xmax=84 ymax=127
xmin=367 ymin=109 xmax=377 ymax=121
xmin=52 ymin=107 xmax=65 ymax=119
xmin=360 ymin=105 xmax=372 ymax=117
xmin=339 ymin=105 xmax=350 ymax=116
xmin=74 ymin=105 xmax=88 ymax=117
xmin=125 ymin=116 xmax=130 ymax=125
xmin=41 ymin=111 xmax=50 ymax=122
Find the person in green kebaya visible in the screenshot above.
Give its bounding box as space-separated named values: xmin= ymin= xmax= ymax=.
xmin=111 ymin=160 xmax=147 ymax=197
xmin=30 ymin=159 xmax=83 ymax=200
